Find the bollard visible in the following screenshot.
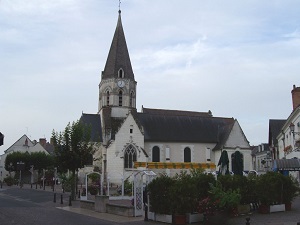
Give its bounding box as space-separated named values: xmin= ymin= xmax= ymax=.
xmin=31 ymin=183 xmax=32 ymax=189
xmin=0 ymin=181 xmax=2 ymax=189
xmin=36 ymin=183 xmax=37 ymax=189
xmin=78 ymin=190 xmax=80 ymax=199
xmin=60 ymin=194 xmax=63 ymax=204
xmin=246 ymin=217 xmax=250 ymax=225
xmin=53 ymin=193 xmax=56 ymax=203
xmin=69 ymin=196 xmax=72 ymax=206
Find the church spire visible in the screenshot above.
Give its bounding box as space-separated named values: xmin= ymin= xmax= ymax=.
xmin=102 ymin=10 xmax=135 ymax=81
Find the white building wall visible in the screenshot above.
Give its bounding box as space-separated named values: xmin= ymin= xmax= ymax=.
xmin=225 ymin=121 xmax=250 ymax=148
xmin=106 ymin=113 xmax=146 ymax=184
xmin=144 ymin=142 xmax=216 ymax=177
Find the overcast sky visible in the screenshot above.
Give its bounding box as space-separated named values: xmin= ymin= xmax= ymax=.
xmin=1 ymin=0 xmax=300 ymax=154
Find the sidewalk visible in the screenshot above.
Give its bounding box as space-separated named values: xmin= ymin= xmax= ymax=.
xmin=228 ymin=197 xmax=300 ymax=225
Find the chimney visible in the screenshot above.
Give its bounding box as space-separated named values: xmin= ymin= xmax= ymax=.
xmin=291 ymin=85 xmax=300 ymax=110
xmin=39 ymin=138 xmax=46 ymax=147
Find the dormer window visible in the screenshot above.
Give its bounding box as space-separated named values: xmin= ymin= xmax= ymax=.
xmin=118 ymin=68 xmax=124 ymax=78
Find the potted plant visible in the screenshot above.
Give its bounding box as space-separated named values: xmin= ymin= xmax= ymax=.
xmin=255 ymin=172 xmax=291 ymax=213
xmin=170 ymin=171 xmax=197 ymax=225
xmin=88 ymin=184 xmax=99 ymax=195
xmin=148 ymin=174 xmax=174 ymax=223
xmin=281 ymin=175 xmax=299 ymax=210
xmin=199 ymin=181 xmax=241 ymax=224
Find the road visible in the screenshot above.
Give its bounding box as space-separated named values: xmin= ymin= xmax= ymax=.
xmin=0 ymin=187 xmax=154 ymax=225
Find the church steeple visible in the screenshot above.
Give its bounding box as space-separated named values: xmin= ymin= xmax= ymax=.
xmin=102 ymin=10 xmax=135 ymax=81
xmin=98 ymin=10 xmax=137 ymax=117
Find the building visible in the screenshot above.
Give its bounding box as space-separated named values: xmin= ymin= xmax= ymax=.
xmin=273 ymin=85 xmax=300 ymax=182
xmin=0 ymin=135 xmax=50 ymax=179
xmin=276 ymin=85 xmax=300 ymax=160
xmin=80 ymin=10 xmax=253 ymax=184
xmin=251 ymin=143 xmax=271 ymax=173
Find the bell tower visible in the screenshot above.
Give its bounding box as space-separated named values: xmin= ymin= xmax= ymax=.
xmin=98 ymin=10 xmax=137 ymax=118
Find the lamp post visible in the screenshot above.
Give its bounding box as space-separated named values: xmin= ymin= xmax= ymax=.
xmin=54 ymin=167 xmax=57 ymax=192
xmin=16 ymin=161 xmax=25 ymax=188
xmin=8 ymin=162 xmax=13 ymax=177
xmin=289 ymin=122 xmax=300 ymax=136
xmin=289 ymin=122 xmax=300 ymax=149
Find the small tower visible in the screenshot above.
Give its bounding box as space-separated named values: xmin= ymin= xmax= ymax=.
xmin=98 ymin=10 xmax=137 ymax=119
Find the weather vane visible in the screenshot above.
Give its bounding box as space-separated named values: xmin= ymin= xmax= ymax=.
xmin=119 ymin=0 xmax=121 ymax=11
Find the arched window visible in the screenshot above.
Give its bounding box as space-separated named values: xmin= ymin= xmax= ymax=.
xmin=152 ymin=146 xmax=160 ymax=162
xmin=124 ymin=145 xmax=137 ymax=169
xmin=118 ymin=90 xmax=123 ymax=106
xmin=106 ymin=91 xmax=110 ymax=106
xmin=118 ymin=68 xmax=124 ymax=78
xmin=184 ymin=147 xmax=191 ymax=162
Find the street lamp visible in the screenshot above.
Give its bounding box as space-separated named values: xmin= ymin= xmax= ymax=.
xmin=8 ymin=162 xmax=13 ymax=177
xmin=289 ymin=123 xmax=300 ymax=136
xmin=16 ymin=161 xmax=25 ymax=188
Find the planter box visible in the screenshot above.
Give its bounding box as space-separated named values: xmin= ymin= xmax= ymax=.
xmin=155 ymin=213 xmax=172 ymax=223
xmin=148 ymin=212 xmax=155 ymax=221
xmin=186 ymin=213 xmax=203 ymax=223
xmin=237 ymin=204 xmax=251 ymax=215
xmin=80 ymin=195 xmax=87 ymax=201
xmin=270 ymin=204 xmax=285 ymax=213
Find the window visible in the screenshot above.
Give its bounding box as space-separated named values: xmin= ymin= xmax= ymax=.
xmin=130 ymin=129 xmax=133 ymax=134
xmin=118 ymin=68 xmax=124 ymax=78
xmin=130 ymin=92 xmax=134 ymax=107
xmin=184 ymin=147 xmax=191 ymax=162
xmin=152 ymin=146 xmax=160 ymax=162
xmin=124 ymin=145 xmax=137 ymax=169
xmin=106 ymin=91 xmax=110 ymax=106
xmin=118 ymin=90 xmax=123 ymax=106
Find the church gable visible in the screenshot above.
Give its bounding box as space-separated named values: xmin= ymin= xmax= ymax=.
xmin=224 ymin=120 xmax=250 ymax=149
xmin=114 ymin=112 xmax=144 ymax=150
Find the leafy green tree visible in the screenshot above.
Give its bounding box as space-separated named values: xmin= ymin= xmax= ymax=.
xmin=5 ymin=152 xmax=54 ymax=172
xmin=51 ymin=120 xmax=96 ymax=199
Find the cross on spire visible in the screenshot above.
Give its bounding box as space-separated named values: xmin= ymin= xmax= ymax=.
xmin=118 ymin=0 xmax=121 ymax=12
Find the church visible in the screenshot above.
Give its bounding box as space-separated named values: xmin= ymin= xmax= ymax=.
xmin=80 ymin=10 xmax=252 ymax=184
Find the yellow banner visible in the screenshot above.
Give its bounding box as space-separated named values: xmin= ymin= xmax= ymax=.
xmin=134 ymin=162 xmax=216 ymax=169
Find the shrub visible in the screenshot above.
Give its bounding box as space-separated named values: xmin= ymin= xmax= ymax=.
xmin=4 ymin=176 xmax=15 ymax=186
xmin=148 ymin=173 xmax=174 ymax=214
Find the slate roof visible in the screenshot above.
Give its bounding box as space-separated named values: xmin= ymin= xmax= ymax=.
xmin=268 ymin=119 xmax=286 ymax=146
xmin=136 ymin=108 xmax=234 ymax=146
xmin=142 ymin=107 xmax=212 ymax=117
xmin=102 ymin=10 xmax=135 ymax=81
xmin=80 ymin=113 xmax=103 ymax=142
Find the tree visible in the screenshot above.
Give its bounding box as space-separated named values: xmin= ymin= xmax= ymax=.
xmin=5 ymin=151 xmax=54 ymax=183
xmin=51 ymin=120 xmax=96 ymax=199
xmin=5 ymin=152 xmax=53 ymax=172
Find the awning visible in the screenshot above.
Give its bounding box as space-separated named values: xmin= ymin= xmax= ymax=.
xmin=273 ymin=158 xmax=300 ymax=171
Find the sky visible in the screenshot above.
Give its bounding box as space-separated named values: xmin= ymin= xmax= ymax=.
xmin=1 ymin=0 xmax=300 ymax=154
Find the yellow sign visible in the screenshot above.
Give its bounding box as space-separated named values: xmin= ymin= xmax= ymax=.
xmin=134 ymin=162 xmax=216 ymax=169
